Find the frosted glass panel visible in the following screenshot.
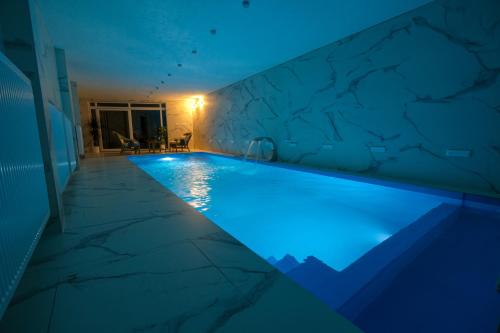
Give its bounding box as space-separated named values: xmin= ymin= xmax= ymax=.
xmin=49 ymin=104 xmax=70 ymax=188
xmin=0 ymin=52 xmax=50 ymax=317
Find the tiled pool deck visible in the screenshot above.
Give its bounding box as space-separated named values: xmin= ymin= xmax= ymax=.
xmin=0 ymin=156 xmax=361 ymax=333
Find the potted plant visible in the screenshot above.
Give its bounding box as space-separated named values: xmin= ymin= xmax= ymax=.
xmin=89 ymin=115 xmax=100 ymax=153
xmin=158 ymin=126 xmax=167 ymax=151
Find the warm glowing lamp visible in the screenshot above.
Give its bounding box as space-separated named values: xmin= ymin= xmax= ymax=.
xmin=196 ymin=97 xmax=205 ymax=108
xmin=186 ymin=96 xmax=205 ymax=112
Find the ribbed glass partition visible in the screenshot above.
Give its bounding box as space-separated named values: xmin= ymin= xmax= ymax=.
xmin=0 ymin=53 xmax=50 ymax=317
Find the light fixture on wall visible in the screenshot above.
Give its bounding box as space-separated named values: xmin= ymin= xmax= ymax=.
xmin=186 ymin=96 xmax=205 ymax=112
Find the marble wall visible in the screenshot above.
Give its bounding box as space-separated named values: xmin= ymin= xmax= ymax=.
xmin=31 ymin=1 xmax=63 ymax=110
xmin=194 ymin=0 xmax=500 ymax=198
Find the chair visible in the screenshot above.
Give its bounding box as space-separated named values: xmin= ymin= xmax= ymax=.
xmin=147 ymin=138 xmax=161 ymax=153
xmin=169 ymin=132 xmax=192 ymax=152
xmin=113 ymin=131 xmax=141 ymax=154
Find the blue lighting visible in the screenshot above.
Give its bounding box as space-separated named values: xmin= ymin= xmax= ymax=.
xmin=130 ymin=153 xmax=446 ymax=271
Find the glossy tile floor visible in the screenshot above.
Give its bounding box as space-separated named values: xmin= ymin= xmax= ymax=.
xmin=0 ymin=156 xmax=360 ymax=333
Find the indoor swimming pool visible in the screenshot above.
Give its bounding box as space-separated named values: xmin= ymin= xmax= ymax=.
xmin=129 ymin=153 xmax=461 ymax=308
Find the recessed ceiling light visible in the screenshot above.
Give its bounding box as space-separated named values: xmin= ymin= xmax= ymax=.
xmin=177 ymin=63 xmax=182 ymax=67
xmin=242 ymin=0 xmax=250 ymax=8
xmin=167 ymin=73 xmax=172 ymax=77
xmin=210 ymin=28 xmax=217 ymax=35
xmin=192 ymin=49 xmax=197 ymax=54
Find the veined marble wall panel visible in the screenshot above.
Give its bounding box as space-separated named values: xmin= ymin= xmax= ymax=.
xmin=30 ymin=0 xmax=62 ymax=109
xmin=194 ymin=0 xmax=500 ymax=197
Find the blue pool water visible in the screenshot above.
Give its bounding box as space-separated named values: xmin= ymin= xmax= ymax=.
xmin=130 ymin=153 xmax=448 ymax=271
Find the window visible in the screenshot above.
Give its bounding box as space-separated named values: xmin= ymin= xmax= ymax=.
xmin=90 ymin=101 xmax=167 ymax=150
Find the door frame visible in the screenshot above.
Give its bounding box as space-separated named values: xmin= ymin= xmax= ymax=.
xmin=90 ymin=102 xmax=166 ymax=152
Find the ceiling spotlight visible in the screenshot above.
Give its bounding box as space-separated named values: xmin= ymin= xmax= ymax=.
xmin=242 ymin=0 xmax=250 ymax=8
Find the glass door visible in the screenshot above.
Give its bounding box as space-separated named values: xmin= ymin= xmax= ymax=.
xmin=131 ymin=110 xmax=161 ymax=148
xmin=99 ymin=110 xmax=130 ymax=149
xmin=92 ymin=102 xmax=167 ymax=151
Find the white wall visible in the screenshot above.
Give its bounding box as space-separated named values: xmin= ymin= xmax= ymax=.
xmin=166 ymin=99 xmax=194 ymax=149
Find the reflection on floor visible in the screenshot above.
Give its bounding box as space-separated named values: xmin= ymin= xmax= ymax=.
xmin=0 ymin=156 xmax=360 ymax=333
xmin=354 ymin=208 xmax=500 ymax=333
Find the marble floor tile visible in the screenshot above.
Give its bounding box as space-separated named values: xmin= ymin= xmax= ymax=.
xmin=0 ymin=155 xmax=361 ymax=333
xmin=0 ymin=286 xmax=55 ymax=333
xmin=49 ymin=267 xmax=240 ymax=333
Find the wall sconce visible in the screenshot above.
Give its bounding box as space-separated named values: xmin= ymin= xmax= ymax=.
xmin=194 ymin=97 xmax=205 ymax=109
xmin=186 ymin=96 xmax=205 ymax=112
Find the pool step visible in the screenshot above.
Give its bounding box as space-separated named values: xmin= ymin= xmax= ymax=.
xmin=336 ymin=203 xmax=461 ymax=319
